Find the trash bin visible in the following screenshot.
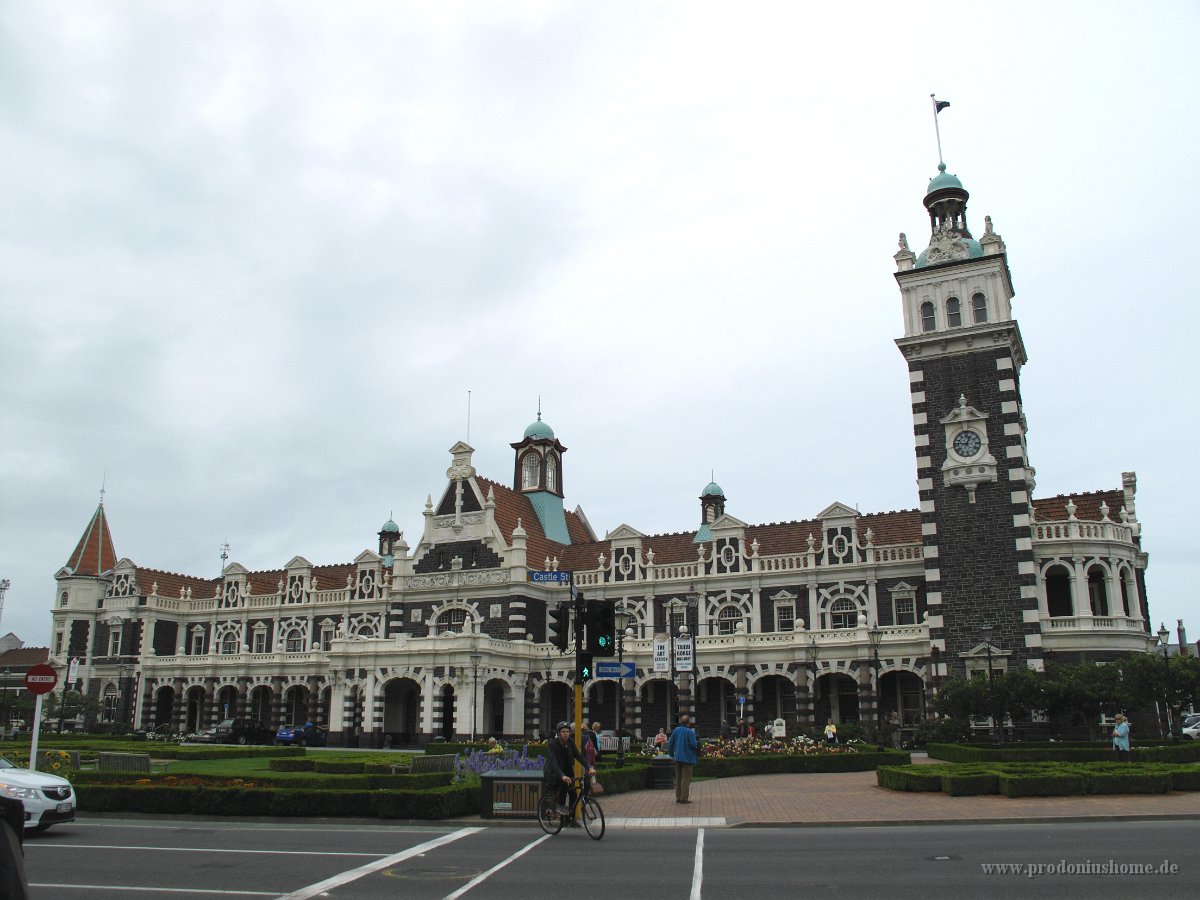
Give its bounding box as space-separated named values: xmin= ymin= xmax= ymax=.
xmin=650 ymin=754 xmax=674 ymax=789
xmin=479 ymin=770 xmax=544 ymax=819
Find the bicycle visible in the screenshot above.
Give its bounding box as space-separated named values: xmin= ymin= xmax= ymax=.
xmin=538 ymin=775 xmax=605 ymax=840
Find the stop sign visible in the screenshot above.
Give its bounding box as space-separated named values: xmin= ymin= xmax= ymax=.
xmin=24 ymin=664 xmax=58 ymax=695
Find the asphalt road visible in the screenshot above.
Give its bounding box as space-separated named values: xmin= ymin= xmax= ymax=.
xmin=20 ymin=818 xmax=1198 ymax=899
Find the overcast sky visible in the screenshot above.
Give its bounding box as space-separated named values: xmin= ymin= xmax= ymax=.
xmin=1 ymin=2 xmax=1197 ymax=648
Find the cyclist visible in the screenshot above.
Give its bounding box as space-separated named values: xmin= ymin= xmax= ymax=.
xmin=543 ymin=721 xmax=595 ymax=827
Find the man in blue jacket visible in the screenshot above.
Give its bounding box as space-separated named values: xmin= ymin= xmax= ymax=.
xmin=666 ymin=715 xmax=699 ymax=804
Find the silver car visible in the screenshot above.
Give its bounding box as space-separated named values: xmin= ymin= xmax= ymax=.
xmin=0 ymin=756 xmax=75 ymax=832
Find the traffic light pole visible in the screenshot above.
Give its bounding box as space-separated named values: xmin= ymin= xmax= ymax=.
xmin=571 ymin=576 xmax=584 ymax=773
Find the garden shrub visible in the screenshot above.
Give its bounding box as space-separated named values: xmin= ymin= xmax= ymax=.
xmin=940 ymin=772 xmax=999 ymax=796
xmin=1081 ymin=771 xmax=1171 ymax=795
xmin=996 ymin=772 xmax=1086 ymax=797
xmin=875 ymin=766 xmax=943 ymax=792
xmin=268 ymin=758 xmax=315 ymax=772
xmin=313 ymin=760 xmax=366 ymax=774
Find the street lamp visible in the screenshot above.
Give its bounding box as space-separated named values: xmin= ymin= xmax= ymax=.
xmin=118 ymin=664 xmax=134 ymax=731
xmin=807 ymin=637 xmax=821 ymax=732
xmin=867 ymin=623 xmax=884 ymax=750
xmin=1157 ymin=623 xmax=1176 ymax=741
xmin=980 ymin=622 xmax=997 ymax=743
xmin=0 ymin=667 xmax=9 ymax=740
xmin=613 ymin=604 xmax=634 ymax=766
xmin=468 ymin=653 xmax=482 ymax=743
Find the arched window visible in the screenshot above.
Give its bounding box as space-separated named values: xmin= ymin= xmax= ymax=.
xmin=521 ymin=453 xmax=540 ymax=490
xmin=920 ymin=301 xmax=936 ymax=332
xmin=102 ymin=684 xmax=119 ymax=722
xmin=1087 ymin=566 xmax=1109 ymax=617
xmin=284 ymin=628 xmax=305 ymax=653
xmin=716 ymin=606 xmax=742 ymax=635
xmin=220 ymin=634 xmax=239 ymax=655
xmin=1045 ymin=565 xmax=1073 ymax=617
xmin=1119 ymin=568 xmax=1134 ymax=617
xmin=946 ymin=297 xmax=961 ymax=327
xmin=830 ymin=598 xmax=857 ymax=630
xmin=545 ymin=454 xmax=558 ymax=492
xmin=972 ymin=292 xmax=987 ymax=323
xmin=434 ymin=608 xmax=467 ymax=635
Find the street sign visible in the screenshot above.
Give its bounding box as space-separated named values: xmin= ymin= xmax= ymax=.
xmin=652 ymin=637 xmax=670 ymax=672
xmin=528 ymin=571 xmax=571 ymax=583
xmin=66 ymin=656 xmax=79 ymax=685
xmin=595 ymin=660 xmax=636 ymax=678
xmin=674 ymin=634 xmax=694 ymax=672
xmin=24 ymin=664 xmax=58 ymax=695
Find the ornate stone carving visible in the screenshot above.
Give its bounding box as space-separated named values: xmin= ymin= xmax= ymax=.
xmin=922 ymin=221 xmax=971 ymax=264
xmin=434 ymin=514 xmax=482 ymax=529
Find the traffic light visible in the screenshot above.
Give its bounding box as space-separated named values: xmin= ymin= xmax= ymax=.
xmin=549 ymin=603 xmax=571 ymax=652
xmin=585 ymin=599 xmax=617 ymax=656
xmin=577 ymin=652 xmax=594 ymax=682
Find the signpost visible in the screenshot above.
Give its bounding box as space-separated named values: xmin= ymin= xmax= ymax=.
xmin=528 ymin=571 xmax=572 ymax=583
xmin=24 ymin=663 xmax=58 ymax=772
xmin=595 ymin=660 xmax=635 ymax=679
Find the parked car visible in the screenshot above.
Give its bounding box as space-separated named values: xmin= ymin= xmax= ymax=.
xmin=275 ymin=722 xmax=328 ymax=747
xmin=212 ymin=718 xmax=274 ymax=745
xmin=1183 ymin=719 xmax=1200 ymax=741
xmin=1181 ymin=713 xmax=1200 ymax=730
xmin=0 ymin=756 xmax=75 ymax=832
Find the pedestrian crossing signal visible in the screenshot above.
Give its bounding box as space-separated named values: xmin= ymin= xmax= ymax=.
xmin=577 ymin=652 xmax=594 ymax=682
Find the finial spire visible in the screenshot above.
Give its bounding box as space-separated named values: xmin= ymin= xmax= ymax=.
xmin=930 ymin=94 xmax=950 ymax=166
xmin=537 ymin=395 xmax=542 ymax=421
xmin=99 ymin=471 xmax=107 ymax=507
xmin=220 ymin=540 xmax=230 ymax=573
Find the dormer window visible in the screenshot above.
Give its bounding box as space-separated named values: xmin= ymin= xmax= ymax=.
xmin=521 ymin=453 xmax=540 ymax=490
xmin=972 ymin=292 xmax=987 ymax=323
xmin=546 ymin=454 xmax=558 ymax=492
xmin=920 ymin=301 xmax=936 ymax=332
xmin=946 ymin=297 xmax=961 ymax=327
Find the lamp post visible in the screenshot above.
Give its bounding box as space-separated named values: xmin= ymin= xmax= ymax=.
xmin=867 ymin=623 xmax=884 ymax=750
xmin=665 ymin=598 xmax=684 ymax=730
xmin=468 ymin=653 xmax=482 ymax=743
xmin=807 ymin=637 xmax=821 ymax=732
xmin=0 ymin=667 xmax=9 ymax=740
xmin=980 ymin=622 xmax=997 ymax=743
xmin=613 ymin=604 xmax=634 ymax=766
xmin=118 ymin=663 xmax=134 ymax=731
xmin=1158 ymin=623 xmax=1176 ymax=741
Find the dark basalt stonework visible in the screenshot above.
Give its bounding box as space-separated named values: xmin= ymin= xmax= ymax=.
xmin=413 ymin=540 xmax=503 ymax=573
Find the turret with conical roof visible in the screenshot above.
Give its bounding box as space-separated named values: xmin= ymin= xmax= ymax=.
xmin=696 ymin=480 xmax=726 ymax=542
xmin=64 ymin=503 xmax=117 ymax=577
xmin=510 ymin=409 xmax=571 ymax=543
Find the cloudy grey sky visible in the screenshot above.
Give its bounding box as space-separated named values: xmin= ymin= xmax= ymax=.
xmin=1 ymin=2 xmax=1197 ymax=646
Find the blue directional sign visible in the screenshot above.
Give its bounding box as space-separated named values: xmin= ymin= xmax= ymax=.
xmin=595 ymin=660 xmax=636 ymax=678
xmin=528 ymin=571 xmax=572 ymax=583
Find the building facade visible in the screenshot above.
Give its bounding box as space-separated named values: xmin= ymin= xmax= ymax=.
xmin=48 ymin=164 xmax=1153 ymax=745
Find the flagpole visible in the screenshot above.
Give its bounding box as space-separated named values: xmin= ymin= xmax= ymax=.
xmin=930 ymin=94 xmax=944 ymax=165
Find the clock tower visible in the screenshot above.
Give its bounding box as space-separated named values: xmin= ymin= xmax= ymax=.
xmin=894 ymin=162 xmax=1041 ymax=679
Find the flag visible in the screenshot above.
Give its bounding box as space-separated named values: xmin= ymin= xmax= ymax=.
xmin=935 ymin=99 xmax=950 ymax=113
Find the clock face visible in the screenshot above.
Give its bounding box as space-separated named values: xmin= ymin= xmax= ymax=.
xmin=953 ymin=429 xmax=982 ymax=458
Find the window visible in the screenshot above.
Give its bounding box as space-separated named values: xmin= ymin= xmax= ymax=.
xmin=108 ymin=628 xmax=122 ymax=657
xmin=102 ymin=685 xmax=119 ymax=722
xmin=545 ymin=454 xmax=558 ymax=492
xmin=434 ymin=608 xmax=467 ymax=635
xmin=716 ymin=606 xmax=742 ymax=635
xmin=777 ymin=605 xmax=795 ymax=632
xmin=668 ymin=607 xmax=687 ymax=632
xmin=830 ymin=598 xmax=857 ymax=630
xmin=55 ymin=632 xmax=64 ymax=654
xmin=320 ymin=624 xmax=334 ymax=650
xmin=972 ymin=292 xmax=987 ymax=323
xmin=220 ymin=634 xmax=239 ymax=655
xmin=522 ymin=453 xmax=540 ymax=489
xmin=190 ymin=629 xmax=205 ymax=655
xmin=1046 ymin=565 xmax=1074 ymax=617
xmin=894 ymin=596 xmax=917 ymax=626
xmin=946 ymin=297 xmax=961 ymax=327
xmin=920 ymin=301 xmax=936 ymax=332
xmin=285 ymin=629 xmax=305 ymax=653
xmin=1087 ymin=567 xmax=1109 ymax=617
xmin=59 ymin=591 xmax=69 ymax=608
xmin=252 ymin=628 xmax=268 ymax=654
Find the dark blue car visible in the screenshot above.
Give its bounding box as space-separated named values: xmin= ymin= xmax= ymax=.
xmin=275 ymin=722 xmax=328 ymax=747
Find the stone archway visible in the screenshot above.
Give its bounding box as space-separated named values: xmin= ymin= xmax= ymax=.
xmin=753 ymin=674 xmax=797 ymax=732
xmin=640 ymin=678 xmax=678 ymax=735
xmin=813 ymin=672 xmax=860 ymax=724
xmin=878 ymin=670 xmax=926 ymax=726
xmin=248 ymin=685 xmax=272 ymax=724
xmin=282 ymin=685 xmax=309 ymax=725
xmin=540 ymin=682 xmax=571 ymax=739
xmin=439 ymin=684 xmax=456 ymax=740
xmin=383 ymin=677 xmax=421 ymax=746
xmin=585 ymin=681 xmax=618 ymax=734
xmin=185 ymin=685 xmax=206 ymax=732
xmin=695 ymin=676 xmax=736 ymax=738
xmin=216 ymin=684 xmax=238 ymax=721
xmin=481 ymin=678 xmax=511 ymax=738
xmin=152 ymin=686 xmax=174 ymax=729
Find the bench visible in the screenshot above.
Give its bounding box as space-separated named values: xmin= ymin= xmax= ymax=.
xmin=390 ymin=754 xmax=457 ymax=775
xmin=98 ymin=752 xmax=151 ymax=774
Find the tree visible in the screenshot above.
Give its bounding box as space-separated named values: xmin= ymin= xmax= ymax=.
xmin=41 ymin=690 xmax=100 ymax=728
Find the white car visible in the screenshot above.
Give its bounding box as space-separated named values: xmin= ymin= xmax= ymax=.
xmin=1183 ymin=719 xmax=1200 ymax=741
xmin=0 ymin=756 xmax=75 ymax=831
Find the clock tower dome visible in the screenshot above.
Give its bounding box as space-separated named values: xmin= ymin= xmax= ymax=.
xmin=894 ymin=163 xmax=1040 ymax=679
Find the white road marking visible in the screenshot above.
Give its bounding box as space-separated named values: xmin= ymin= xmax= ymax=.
xmin=606 ymin=817 xmax=727 ymax=828
xmin=74 ymin=821 xmax=446 ymax=834
xmin=441 ymin=833 xmax=551 ymax=900
xmin=276 ymin=827 xmax=483 ymax=900
xmin=30 ymin=884 xmax=278 ymax=896
xmin=690 ymin=828 xmax=704 ymax=900
xmin=30 ymin=842 xmax=378 ymax=857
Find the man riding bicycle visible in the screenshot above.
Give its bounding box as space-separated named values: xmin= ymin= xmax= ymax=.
xmin=543 ymin=722 xmax=596 ymax=827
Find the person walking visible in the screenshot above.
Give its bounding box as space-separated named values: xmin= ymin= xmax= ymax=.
xmin=824 ymin=720 xmax=838 ymax=744
xmin=1112 ymin=713 xmax=1131 ymax=762
xmin=667 ymin=714 xmax=698 ymax=804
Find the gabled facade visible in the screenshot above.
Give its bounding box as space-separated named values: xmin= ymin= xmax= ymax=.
xmin=47 ymin=161 xmax=1153 ymax=746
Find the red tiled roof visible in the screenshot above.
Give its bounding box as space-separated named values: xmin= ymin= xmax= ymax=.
xmin=477 ymin=477 xmax=565 ymax=568
xmin=1034 ymin=489 xmax=1126 ymax=522
xmin=65 ymin=504 xmax=118 ymax=576
xmin=0 ymin=647 xmax=50 ymax=669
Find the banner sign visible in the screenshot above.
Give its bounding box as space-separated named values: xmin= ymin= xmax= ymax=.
xmin=674 ymin=635 xmax=694 ymax=672
xmin=652 ymin=637 xmax=671 ymax=672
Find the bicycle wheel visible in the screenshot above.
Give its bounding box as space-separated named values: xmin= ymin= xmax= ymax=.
xmin=538 ymin=793 xmax=564 ymax=836
xmin=580 ymin=796 xmax=605 ymax=840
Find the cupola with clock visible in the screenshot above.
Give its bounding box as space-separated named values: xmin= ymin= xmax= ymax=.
xmin=940 ymin=394 xmax=998 ymax=502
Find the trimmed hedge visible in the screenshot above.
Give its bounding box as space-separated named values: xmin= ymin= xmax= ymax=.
xmin=878 ymin=761 xmax=1200 ymax=797
xmin=76 ymin=782 xmax=478 ymax=819
xmin=313 ymin=760 xmax=366 ymax=774
xmin=927 ymin=742 xmax=1200 ymax=764
xmin=268 ymin=758 xmax=315 ymax=772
